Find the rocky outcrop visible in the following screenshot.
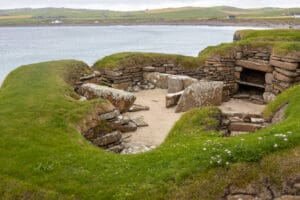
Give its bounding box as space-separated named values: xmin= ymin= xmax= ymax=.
xmin=224 ymin=178 xmax=300 ymax=200
xmin=78 ymin=83 xmax=136 ymax=113
xmin=175 ymin=81 xmax=224 ymax=113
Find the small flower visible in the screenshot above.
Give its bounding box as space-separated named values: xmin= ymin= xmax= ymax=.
xmin=258 ymin=137 xmax=263 ymax=140
xmin=284 ymin=138 xmax=288 ymax=142
xmin=274 ymin=143 xmax=278 ymax=148
xmin=226 ymin=162 xmax=230 ymax=165
xmin=203 ymin=148 xmax=207 ymax=151
xmin=240 ymin=138 xmax=245 ymax=141
xmin=287 ymin=131 xmax=293 ymax=134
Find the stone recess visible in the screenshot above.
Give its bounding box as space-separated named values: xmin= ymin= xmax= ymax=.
xmin=175 ymin=81 xmax=224 ymax=113
xmin=78 ymin=83 xmax=136 ymax=113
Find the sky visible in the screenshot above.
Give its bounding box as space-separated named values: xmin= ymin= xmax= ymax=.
xmin=0 ymin=0 xmax=300 ymax=10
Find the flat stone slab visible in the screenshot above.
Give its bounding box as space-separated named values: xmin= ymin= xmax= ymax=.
xmin=79 ymin=83 xmax=136 ymax=113
xmin=132 ymin=117 xmax=149 ymax=127
xmin=229 ymin=122 xmax=263 ymax=132
xmin=236 ymin=59 xmax=273 ymax=72
xmin=219 ymin=99 xmax=266 ymax=116
xmin=92 ymin=131 xmax=122 ymax=147
xmin=128 ymin=104 xmax=150 ymax=112
xmin=270 ymin=59 xmax=298 ymax=71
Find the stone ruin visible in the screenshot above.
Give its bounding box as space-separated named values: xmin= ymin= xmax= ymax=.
xmin=75 ymin=47 xmax=300 ymax=153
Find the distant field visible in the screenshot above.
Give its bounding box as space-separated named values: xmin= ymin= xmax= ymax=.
xmin=0 ymin=6 xmax=300 ymax=26
xmin=0 ymin=15 xmax=32 ymax=19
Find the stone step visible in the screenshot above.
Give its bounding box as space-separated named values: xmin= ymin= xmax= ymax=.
xmin=229 ymin=122 xmax=264 ymax=132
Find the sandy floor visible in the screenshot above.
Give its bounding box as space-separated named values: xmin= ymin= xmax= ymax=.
xmin=219 ymin=99 xmax=266 ymax=115
xmin=126 ymin=89 xmax=182 ymax=147
xmin=125 ymin=93 xmax=265 ymax=147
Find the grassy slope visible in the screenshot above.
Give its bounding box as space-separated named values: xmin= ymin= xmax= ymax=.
xmin=0 ymin=57 xmax=300 ymax=199
xmin=0 ymin=7 xmax=300 ymax=25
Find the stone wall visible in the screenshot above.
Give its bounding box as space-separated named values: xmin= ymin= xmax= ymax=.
xmin=92 ymin=48 xmax=299 ymax=102
xmin=96 ymin=59 xmax=236 ymax=101
xmin=234 ymin=48 xmax=300 ymax=98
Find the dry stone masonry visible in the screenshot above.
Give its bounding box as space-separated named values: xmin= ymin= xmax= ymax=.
xmin=75 ymin=43 xmax=300 ymax=153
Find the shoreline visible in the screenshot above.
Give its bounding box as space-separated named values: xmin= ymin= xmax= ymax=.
xmin=0 ymin=20 xmax=300 ymax=29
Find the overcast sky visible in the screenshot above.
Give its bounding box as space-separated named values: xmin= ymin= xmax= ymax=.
xmin=1 ymin=0 xmax=300 ymax=10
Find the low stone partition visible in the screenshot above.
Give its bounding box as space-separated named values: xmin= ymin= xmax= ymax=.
xmin=94 ymin=58 xmax=236 ymax=101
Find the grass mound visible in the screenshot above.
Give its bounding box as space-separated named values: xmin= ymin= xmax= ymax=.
xmin=93 ymin=52 xmax=201 ymax=70
xmin=199 ymin=29 xmax=300 ymax=59
xmin=0 ymin=59 xmax=299 ymax=199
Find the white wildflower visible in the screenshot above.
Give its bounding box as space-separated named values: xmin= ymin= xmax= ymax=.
xmin=203 ymin=148 xmax=207 ymax=151
xmin=274 ymin=143 xmax=278 ymax=148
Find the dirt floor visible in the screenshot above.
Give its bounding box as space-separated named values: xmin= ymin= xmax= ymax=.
xmin=125 ymin=91 xmax=266 ymax=149
xmin=126 ymin=89 xmax=182 ymax=147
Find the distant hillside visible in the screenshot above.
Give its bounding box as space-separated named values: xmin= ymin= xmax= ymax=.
xmin=0 ymin=6 xmax=300 ymax=26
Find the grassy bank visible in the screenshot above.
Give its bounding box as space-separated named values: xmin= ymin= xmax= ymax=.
xmin=0 ymin=58 xmax=299 ymax=199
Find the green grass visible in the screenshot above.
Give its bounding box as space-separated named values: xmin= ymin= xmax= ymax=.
xmin=1 ymin=7 xmax=300 ymax=25
xmin=0 ymin=59 xmax=300 ymax=199
xmin=198 ymin=29 xmax=300 ymax=59
xmin=93 ymin=52 xmax=202 ymax=70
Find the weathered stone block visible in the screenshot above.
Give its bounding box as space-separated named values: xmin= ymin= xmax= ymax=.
xmin=236 ymin=60 xmax=273 ymax=72
xmin=144 ymin=72 xmax=169 ymax=89
xmin=229 ymin=122 xmax=262 ymax=132
xmin=270 ymin=59 xmax=298 ymax=71
xmin=273 ymin=71 xmax=295 ymax=82
xmin=168 ymin=75 xmax=184 ymax=93
xmin=92 ymin=131 xmax=122 ymax=147
xmin=79 ymin=83 xmax=136 ymax=113
xmin=175 ymin=81 xmax=223 ymax=113
xmin=265 ymin=73 xmax=273 ymax=84
xmin=166 ymin=91 xmax=184 ymax=108
xmin=263 ymin=92 xmax=276 ymax=103
xmin=275 ymin=67 xmax=298 ymax=77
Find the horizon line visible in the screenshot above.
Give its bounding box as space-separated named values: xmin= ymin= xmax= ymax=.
xmin=1 ymin=5 xmax=300 ymax=12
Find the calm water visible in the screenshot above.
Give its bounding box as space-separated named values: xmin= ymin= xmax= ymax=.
xmin=0 ymin=25 xmax=256 ymax=83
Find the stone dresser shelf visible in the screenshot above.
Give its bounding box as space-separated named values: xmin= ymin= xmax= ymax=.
xmin=236 ymin=80 xmax=265 ymax=89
